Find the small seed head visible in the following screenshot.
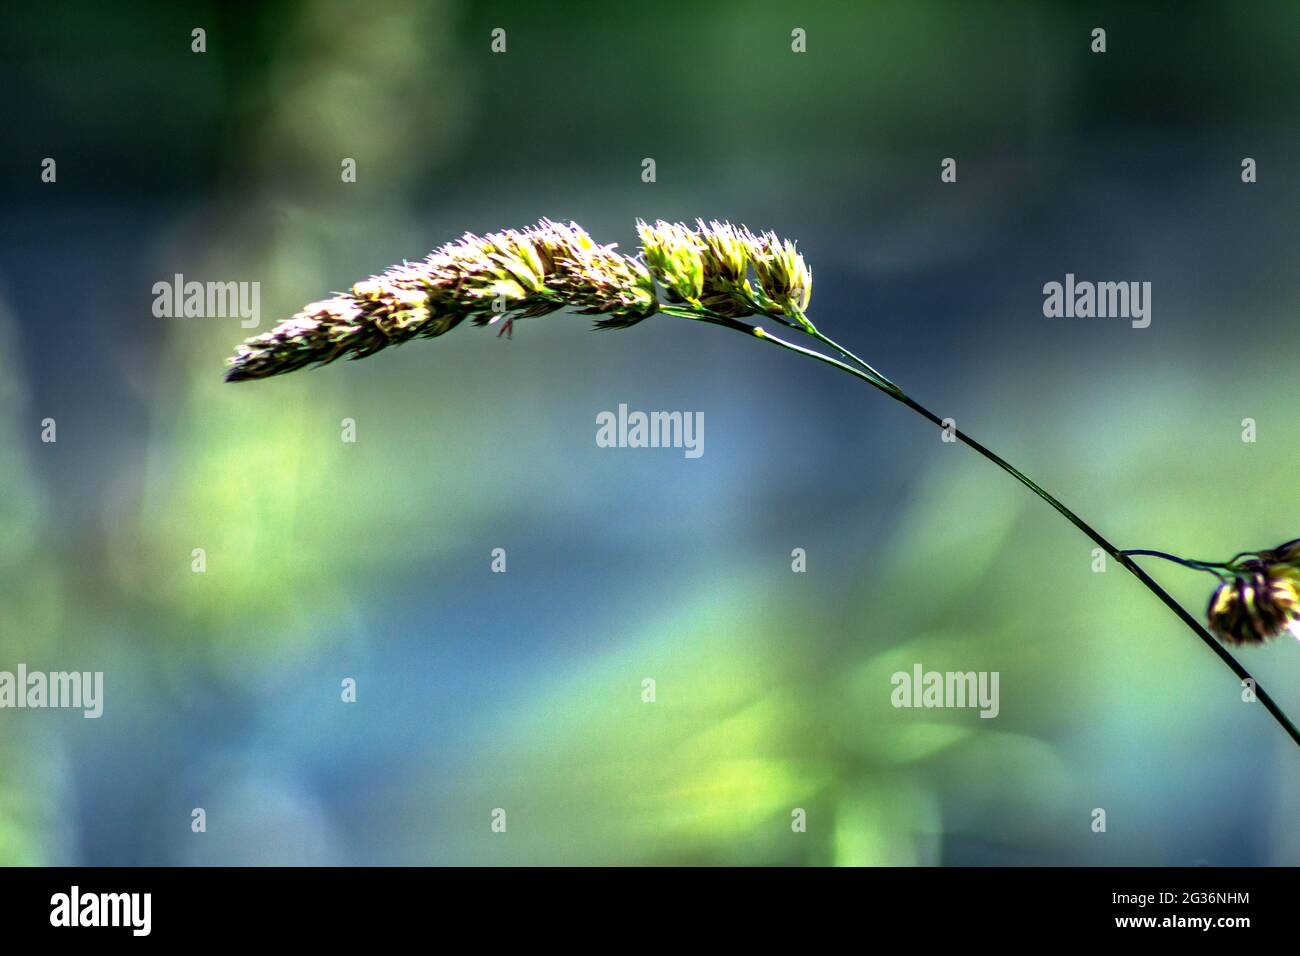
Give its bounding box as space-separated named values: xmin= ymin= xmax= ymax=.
xmin=695 ymin=219 xmax=761 ymax=318
xmin=744 ymin=228 xmax=813 ymax=326
xmin=636 ymin=219 xmax=704 ymax=307
xmin=1206 ymin=540 xmax=1300 ymax=645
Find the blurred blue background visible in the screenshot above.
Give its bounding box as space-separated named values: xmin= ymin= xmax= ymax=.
xmin=1 ymin=0 xmax=1298 ymax=865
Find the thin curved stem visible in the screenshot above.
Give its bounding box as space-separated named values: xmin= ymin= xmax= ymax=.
xmin=691 ymin=313 xmax=1300 ymax=749
xmin=806 ymin=328 xmax=899 ymax=392
xmin=1120 ymin=550 xmax=1235 ymax=579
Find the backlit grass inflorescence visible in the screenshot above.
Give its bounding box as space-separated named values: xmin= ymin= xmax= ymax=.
xmin=225 ymin=218 xmax=812 ymax=381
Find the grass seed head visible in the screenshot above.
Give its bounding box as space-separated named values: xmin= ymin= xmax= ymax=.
xmin=1207 ymin=541 xmax=1300 ymax=644
xmin=636 ymin=219 xmax=705 ymax=308
xmin=226 ymin=217 xmax=808 ymax=380
xmin=743 ymin=227 xmax=813 ymax=329
xmin=694 ymin=219 xmax=762 ymax=318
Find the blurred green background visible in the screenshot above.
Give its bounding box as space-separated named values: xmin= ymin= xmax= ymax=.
xmin=1 ymin=0 xmax=1298 ymax=865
